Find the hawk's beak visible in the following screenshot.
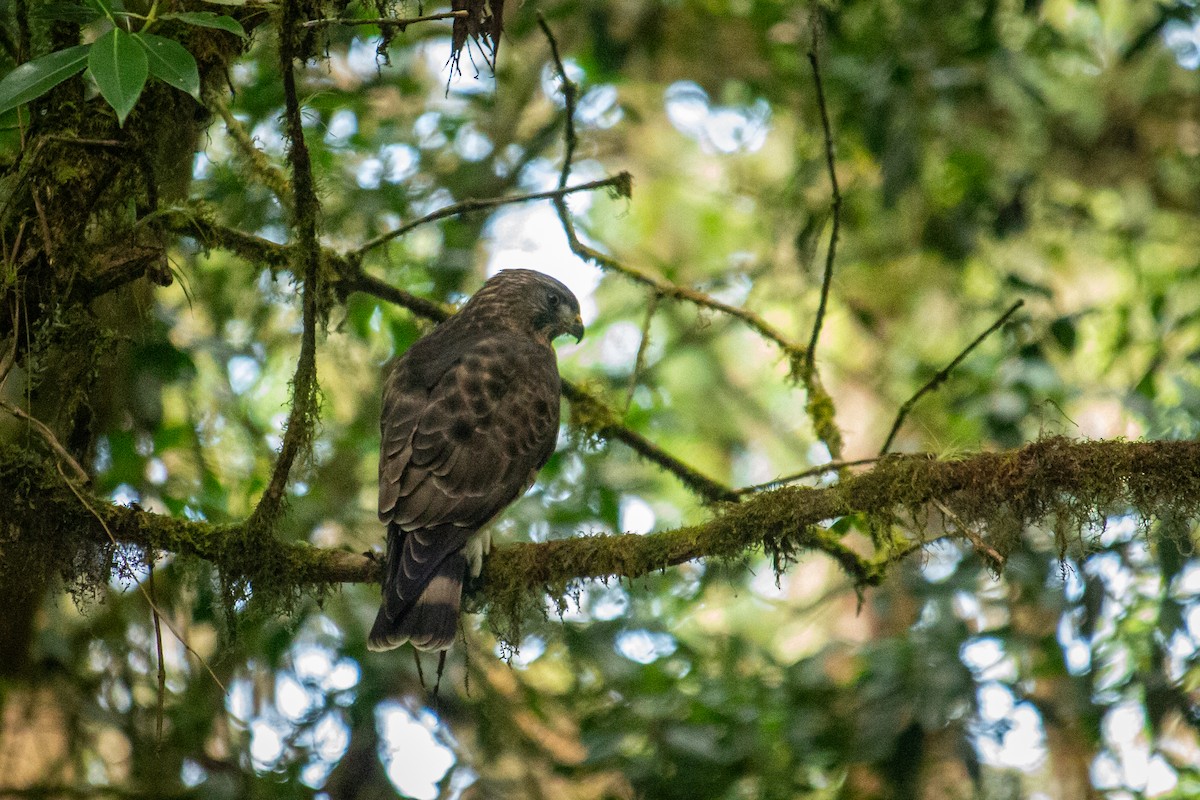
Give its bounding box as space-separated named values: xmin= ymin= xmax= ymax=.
xmin=568 ymin=314 xmax=585 ymax=343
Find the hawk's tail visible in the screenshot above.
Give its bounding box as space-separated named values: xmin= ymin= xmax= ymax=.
xmin=368 ymin=551 xmax=466 ymax=652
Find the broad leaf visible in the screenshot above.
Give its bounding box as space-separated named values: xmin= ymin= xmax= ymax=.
xmin=199 ymin=0 xmax=248 ymax=6
xmin=160 ymin=11 xmax=247 ymax=37
xmin=88 ymin=28 xmax=147 ymax=125
xmin=0 ymin=45 xmax=91 ymax=117
xmin=137 ymin=34 xmax=201 ymax=100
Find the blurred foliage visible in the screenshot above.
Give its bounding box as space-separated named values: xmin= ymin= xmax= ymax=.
xmin=3 ymin=0 xmax=1200 ymax=797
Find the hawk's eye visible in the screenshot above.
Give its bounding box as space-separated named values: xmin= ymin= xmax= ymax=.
xmin=547 ymin=293 xmax=560 ymax=308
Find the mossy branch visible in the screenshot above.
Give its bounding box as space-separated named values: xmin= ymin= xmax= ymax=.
xmin=799 ymin=36 xmax=846 ymax=463
xmin=14 ymin=437 xmax=1198 ymax=642
xmin=248 ymin=0 xmax=323 ymax=534
xmin=205 ymin=91 xmax=293 ymax=210
xmin=159 ymin=213 xmax=735 ymax=502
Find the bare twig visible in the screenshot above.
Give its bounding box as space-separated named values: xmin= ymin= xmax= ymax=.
xmin=349 ymin=175 xmax=631 ymax=260
xmin=537 ymin=13 xmax=576 ymax=191
xmin=803 ymin=40 xmax=841 ymax=380
xmin=57 ymin=463 xmax=228 ymax=693
xmin=0 ymin=399 xmax=89 ymax=483
xmin=932 ymin=498 xmax=1004 ymax=569
xmin=303 ymin=10 xmax=468 ymax=28
xmin=0 ymin=300 xmax=18 ymax=390
xmin=794 ymin=32 xmax=848 ymax=464
xmin=31 ymin=188 xmax=54 ymax=266
xmin=536 ymin=18 xmax=808 ymax=367
xmin=880 ymin=300 xmax=1025 ymax=455
xmin=146 ymin=554 xmax=167 ymax=749
xmin=734 ymin=455 xmax=897 ymax=495
xmin=46 ymin=135 xmax=127 ymax=149
xmin=625 ymin=291 xmax=659 ymax=413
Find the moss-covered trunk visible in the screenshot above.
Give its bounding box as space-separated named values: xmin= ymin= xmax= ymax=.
xmin=0 ymin=5 xmax=242 ymax=676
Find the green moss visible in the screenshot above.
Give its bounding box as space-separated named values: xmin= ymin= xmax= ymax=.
xmin=0 ymin=446 xmax=339 ymax=629
xmin=475 ymin=437 xmax=1200 ymax=649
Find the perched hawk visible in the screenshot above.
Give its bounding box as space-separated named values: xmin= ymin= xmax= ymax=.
xmin=368 ymin=269 xmax=584 ymax=652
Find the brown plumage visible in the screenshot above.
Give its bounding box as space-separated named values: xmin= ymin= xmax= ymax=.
xmin=368 ymin=269 xmax=584 ymax=652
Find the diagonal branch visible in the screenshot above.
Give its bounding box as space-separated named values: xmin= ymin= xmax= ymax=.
xmin=302 ymin=10 xmax=468 ymax=28
xmin=536 ymin=17 xmax=809 ymax=370
xmin=205 ymin=92 xmax=292 ymax=210
xmin=158 ymin=212 xmax=736 ymax=502
xmin=803 ymin=39 xmax=841 ymax=380
xmin=348 ymin=175 xmax=632 ymax=261
xmin=799 ymin=33 xmax=846 ymax=462
xmin=880 ymin=300 xmax=1025 ymax=455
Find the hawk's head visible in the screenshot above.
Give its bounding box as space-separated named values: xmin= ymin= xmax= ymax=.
xmin=469 ymin=269 xmax=585 ymax=344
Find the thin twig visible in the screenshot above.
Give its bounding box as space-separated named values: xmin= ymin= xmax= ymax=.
xmin=880 ymin=300 xmax=1025 ymax=455
xmin=31 ymin=188 xmax=54 ymax=266
xmin=147 ymin=554 xmax=167 ymax=749
xmin=0 ymin=299 xmax=18 ymax=390
xmin=734 ymin=456 xmax=895 ymax=495
xmin=159 ymin=216 xmax=737 ymax=503
xmin=46 ymin=135 xmax=127 ymax=149
xmin=537 ymin=13 xmax=576 ymax=191
xmin=57 ymin=463 xmax=228 ymax=693
xmin=0 ymin=399 xmax=89 ymax=483
xmin=803 ymin=40 xmax=841 ymax=379
xmin=349 ymin=175 xmax=630 ymax=260
xmin=932 ymin=498 xmax=1004 ymax=568
xmin=625 ymin=291 xmax=659 ymax=413
xmin=796 ymin=29 xmax=847 ymax=464
xmin=536 ymin=18 xmax=808 ymax=367
xmin=302 ymin=10 xmax=467 ymax=28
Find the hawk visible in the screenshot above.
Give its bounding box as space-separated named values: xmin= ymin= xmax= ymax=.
xmin=368 ymin=269 xmax=584 ymax=652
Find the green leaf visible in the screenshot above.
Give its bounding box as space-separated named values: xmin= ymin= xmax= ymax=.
xmin=88 ymin=28 xmax=147 ymax=125
xmin=0 ymin=45 xmax=91 ymax=117
xmin=137 ymin=34 xmax=200 ymax=100
xmin=29 ymin=3 xmax=103 ymax=23
xmin=199 ymin=0 xmax=248 ymax=6
xmin=1049 ymin=317 xmax=1077 ymax=353
xmin=160 ymin=11 xmax=247 ymax=37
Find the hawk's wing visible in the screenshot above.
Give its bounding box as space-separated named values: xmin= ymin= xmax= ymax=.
xmin=376 ymin=331 xmax=561 ymax=619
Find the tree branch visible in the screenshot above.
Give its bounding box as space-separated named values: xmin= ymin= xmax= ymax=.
xmin=249 ymin=0 xmax=323 ymax=532
xmin=880 ymin=300 xmax=1025 ymax=455
xmin=158 ymin=213 xmax=737 ymax=502
xmin=302 ymin=10 xmax=468 ymax=29
xmin=535 ymin=18 xmax=809 ymax=371
xmin=348 ymin=175 xmax=633 ymax=261
xmin=205 ymin=92 xmax=292 ymax=210
xmin=17 ymin=438 xmax=1198 ymax=625
xmin=799 ymin=34 xmax=846 ymax=462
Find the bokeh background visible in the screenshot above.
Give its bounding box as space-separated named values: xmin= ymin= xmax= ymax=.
xmin=4 ymin=0 xmax=1200 ymax=797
